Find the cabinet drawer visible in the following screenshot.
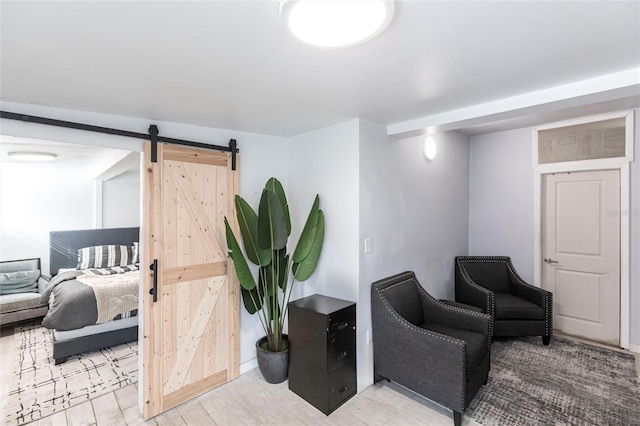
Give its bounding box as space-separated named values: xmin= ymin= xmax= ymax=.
xmin=328 ymin=365 xmax=357 ymax=411
xmin=327 ymin=306 xmax=355 ymax=333
xmin=327 ymin=326 xmax=355 ymax=373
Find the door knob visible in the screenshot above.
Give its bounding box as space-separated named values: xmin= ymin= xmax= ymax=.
xmin=544 ymin=258 xmax=559 ymax=264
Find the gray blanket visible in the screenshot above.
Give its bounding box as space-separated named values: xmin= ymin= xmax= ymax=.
xmin=40 ymin=267 xmax=138 ymax=331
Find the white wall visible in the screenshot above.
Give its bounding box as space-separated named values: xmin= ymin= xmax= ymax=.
xmin=359 ymin=121 xmax=470 ymax=388
xmin=468 ymin=128 xmax=535 ymax=281
xmin=468 ymin=112 xmax=640 ymax=347
xmin=102 ymin=169 xmax=141 ymax=228
xmin=0 ymin=160 xmax=94 ymax=275
xmin=287 ymin=120 xmax=360 ymax=304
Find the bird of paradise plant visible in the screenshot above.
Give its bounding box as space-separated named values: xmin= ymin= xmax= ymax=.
xmin=224 ymin=177 xmax=324 ymax=352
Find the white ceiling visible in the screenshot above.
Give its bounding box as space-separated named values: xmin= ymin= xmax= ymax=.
xmin=1 ymin=1 xmax=639 ymax=138
xmin=0 ymin=135 xmax=137 ymax=177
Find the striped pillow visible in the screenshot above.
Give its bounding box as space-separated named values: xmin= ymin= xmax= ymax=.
xmin=77 ymin=245 xmax=135 ymax=270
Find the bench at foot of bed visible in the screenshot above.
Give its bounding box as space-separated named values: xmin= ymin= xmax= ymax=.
xmin=52 ymin=316 xmax=138 ymax=365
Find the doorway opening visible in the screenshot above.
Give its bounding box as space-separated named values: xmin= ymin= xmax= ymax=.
xmin=533 ymin=110 xmax=634 ymax=349
xmin=0 ymin=135 xmax=143 ymax=422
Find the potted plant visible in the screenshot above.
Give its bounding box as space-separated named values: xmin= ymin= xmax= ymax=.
xmin=224 ymin=177 xmax=324 ymax=383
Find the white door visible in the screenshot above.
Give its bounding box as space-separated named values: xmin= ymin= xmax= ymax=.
xmin=542 ymin=169 xmax=620 ymax=345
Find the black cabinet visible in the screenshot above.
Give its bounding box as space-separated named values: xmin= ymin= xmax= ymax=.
xmin=288 ymin=294 xmax=356 ymax=415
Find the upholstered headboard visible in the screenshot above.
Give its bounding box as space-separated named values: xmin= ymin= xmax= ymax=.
xmin=49 ymin=227 xmax=140 ymax=275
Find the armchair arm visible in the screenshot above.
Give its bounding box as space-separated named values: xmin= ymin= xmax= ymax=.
xmin=417 ymin=285 xmax=492 ymax=340
xmin=506 ymin=263 xmax=553 ymax=336
xmin=37 ymin=275 xmax=51 ymax=295
xmin=455 ymin=263 xmax=495 ymax=317
xmin=372 ymin=285 xmax=467 ymax=412
xmin=507 ymin=265 xmax=550 ymax=307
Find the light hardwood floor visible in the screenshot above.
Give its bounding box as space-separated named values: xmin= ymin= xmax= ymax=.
xmin=3 ymin=325 xmax=639 ymax=426
xmin=0 ymin=325 xmax=476 ymax=426
xmin=16 ymin=371 xmax=474 ymax=426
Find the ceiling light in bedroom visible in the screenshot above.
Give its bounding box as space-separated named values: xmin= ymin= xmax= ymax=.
xmin=7 ymin=151 xmax=58 ymax=161
xmin=280 ymin=0 xmax=395 ymax=48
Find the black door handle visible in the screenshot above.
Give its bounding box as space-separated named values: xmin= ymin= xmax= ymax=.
xmin=149 ymin=259 xmax=158 ymax=302
xmin=337 ymin=322 xmax=349 ymax=331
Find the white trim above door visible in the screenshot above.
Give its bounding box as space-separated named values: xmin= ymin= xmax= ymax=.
xmin=532 ymin=110 xmax=633 ymax=349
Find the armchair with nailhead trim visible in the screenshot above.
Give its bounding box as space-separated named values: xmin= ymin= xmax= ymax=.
xmin=371 ymin=271 xmax=492 ymax=426
xmin=455 ymin=256 xmax=553 ymax=345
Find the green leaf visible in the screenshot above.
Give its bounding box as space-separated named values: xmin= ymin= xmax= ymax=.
xmin=265 ymin=178 xmax=291 ymax=236
xmin=292 ymin=195 xmax=320 ymax=263
xmin=292 ymin=210 xmax=324 ymax=281
xmin=277 ymin=253 xmax=289 ymax=290
xmin=235 ymin=196 xmax=271 ymax=266
xmin=225 ymin=218 xmax=257 ymax=291
xmin=241 ymin=287 xmax=262 ymax=314
xmin=258 ymin=189 xmax=287 ymax=251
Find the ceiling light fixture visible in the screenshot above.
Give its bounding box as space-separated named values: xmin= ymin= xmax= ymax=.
xmin=280 ymin=0 xmax=395 ymax=48
xmin=7 ymin=151 xmax=58 ymax=162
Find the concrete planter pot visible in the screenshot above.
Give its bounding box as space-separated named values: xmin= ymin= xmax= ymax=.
xmin=256 ymin=335 xmax=289 ymax=384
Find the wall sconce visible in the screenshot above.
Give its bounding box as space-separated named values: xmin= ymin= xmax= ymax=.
xmin=423 ymin=136 xmax=436 ymax=160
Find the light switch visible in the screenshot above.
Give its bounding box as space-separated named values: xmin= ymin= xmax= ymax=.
xmin=364 ymin=238 xmax=372 ymax=254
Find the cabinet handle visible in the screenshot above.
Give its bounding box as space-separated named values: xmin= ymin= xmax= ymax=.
xmin=337 ymin=351 xmax=348 ymax=361
xmin=337 ymin=322 xmax=349 ymax=330
xmin=339 ymin=386 xmax=348 ymax=394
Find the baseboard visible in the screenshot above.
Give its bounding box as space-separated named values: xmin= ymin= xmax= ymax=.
xmin=240 ymin=358 xmax=258 ymax=375
xmin=629 ymin=343 xmax=640 ymax=354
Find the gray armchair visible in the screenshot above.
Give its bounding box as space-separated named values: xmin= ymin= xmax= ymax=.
xmin=1 ymin=258 xmax=49 ymax=325
xmin=372 ymin=271 xmax=492 ymax=426
xmin=455 ymin=256 xmax=553 ymax=345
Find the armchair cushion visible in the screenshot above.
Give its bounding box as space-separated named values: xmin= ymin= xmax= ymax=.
xmin=420 ymin=322 xmax=489 ymax=374
xmin=0 ymin=270 xmax=40 ymax=294
xmin=0 ymin=292 xmax=44 ymax=314
xmin=494 ymin=292 xmax=545 ymax=320
xmin=462 ymin=261 xmax=510 ymax=293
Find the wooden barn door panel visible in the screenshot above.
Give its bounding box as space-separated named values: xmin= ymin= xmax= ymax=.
xmin=143 ymin=143 xmax=239 ymax=419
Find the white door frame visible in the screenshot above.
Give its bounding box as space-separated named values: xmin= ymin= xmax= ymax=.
xmin=532 ymin=110 xmax=634 ymax=349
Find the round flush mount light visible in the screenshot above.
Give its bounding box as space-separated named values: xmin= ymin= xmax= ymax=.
xmin=280 ymin=0 xmax=395 ymax=48
xmin=7 ymin=151 xmax=58 ymax=162
xmin=423 ymin=136 xmax=436 ymax=160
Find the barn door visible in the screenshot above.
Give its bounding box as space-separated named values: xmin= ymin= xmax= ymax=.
xmin=142 ymin=142 xmax=240 ymax=419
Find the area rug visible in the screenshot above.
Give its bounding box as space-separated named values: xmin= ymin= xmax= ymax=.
xmin=466 ymin=336 xmax=640 ymax=426
xmin=5 ymin=322 xmax=138 ymax=425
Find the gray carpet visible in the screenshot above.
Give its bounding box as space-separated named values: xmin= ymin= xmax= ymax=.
xmin=5 ymin=322 xmax=137 ymax=425
xmin=467 ymin=336 xmax=640 ymax=426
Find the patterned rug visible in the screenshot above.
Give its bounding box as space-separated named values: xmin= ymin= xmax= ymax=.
xmin=467 ymin=336 xmax=640 ymax=426
xmin=5 ymin=322 xmax=138 ymax=425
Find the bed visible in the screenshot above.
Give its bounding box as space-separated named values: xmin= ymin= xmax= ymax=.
xmin=42 ymin=227 xmax=140 ymax=364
